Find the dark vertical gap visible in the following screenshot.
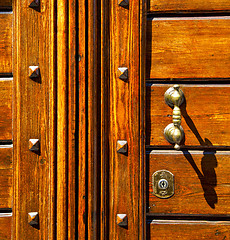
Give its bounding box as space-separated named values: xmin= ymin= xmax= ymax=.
xmin=106 ymin=1 xmax=110 ymax=238
xmin=85 ymin=0 xmax=89 ymax=239
xmin=97 ymin=0 xmax=101 ymax=239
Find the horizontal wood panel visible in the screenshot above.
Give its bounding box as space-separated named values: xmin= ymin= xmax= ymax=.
xmin=0 ymin=146 xmax=12 ymax=208
xmin=0 ymin=14 xmax=12 ymax=74
xmin=0 ymin=214 xmax=12 ymax=239
xmin=0 ymin=80 xmax=12 ymax=140
xmin=148 ymin=0 xmax=230 ymax=12
xmin=146 ymin=18 xmax=230 ymax=79
xmin=148 ymin=220 xmax=230 ymax=239
xmin=0 ymin=1 xmax=12 ymax=7
xmin=148 ymin=151 xmax=230 ymax=214
xmin=146 ymin=84 xmax=230 ymax=147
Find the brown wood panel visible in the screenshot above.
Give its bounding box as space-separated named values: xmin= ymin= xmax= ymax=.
xmin=148 ymin=220 xmax=230 ymax=240
xmin=13 ymin=0 xmax=56 ymax=239
xmin=146 ymin=18 xmax=230 ymax=79
xmin=0 ymin=80 xmax=12 ymax=140
xmin=0 ymin=214 xmax=12 ymax=240
xmin=0 ymin=147 xmax=12 ymax=208
xmin=0 ymin=14 xmax=12 ymax=74
xmin=148 ymin=151 xmax=230 ymax=214
xmin=148 ymin=0 xmax=230 ymax=13
xmin=109 ymin=0 xmax=145 ymax=239
xmin=146 ymin=84 xmax=230 ymax=147
xmin=0 ymin=1 xmax=12 ymax=8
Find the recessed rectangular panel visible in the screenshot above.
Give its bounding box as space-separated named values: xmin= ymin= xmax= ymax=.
xmin=148 ymin=0 xmax=230 ymax=13
xmin=0 ymin=147 xmax=12 ymax=208
xmin=0 ymin=80 xmax=12 ymax=141
xmin=148 ymin=151 xmax=230 ymax=215
xmin=146 ymin=18 xmax=230 ymax=79
xmin=148 ymin=220 xmax=230 ymax=240
xmin=0 ymin=14 xmax=12 ymax=74
xmin=0 ymin=214 xmax=12 ymax=240
xmin=146 ymin=84 xmax=230 ymax=147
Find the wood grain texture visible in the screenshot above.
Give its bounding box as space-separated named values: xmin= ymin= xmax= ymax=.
xmin=148 ymin=220 xmax=230 ymax=240
xmin=146 ymin=84 xmax=230 ymax=147
xmin=148 ymin=0 xmax=230 ymax=13
xmin=146 ymin=18 xmax=230 ymax=79
xmin=0 ymin=146 xmax=12 ymax=208
xmin=0 ymin=214 xmax=12 ymax=240
xmin=87 ymin=1 xmax=100 ymax=239
xmin=0 ymin=1 xmax=12 ymax=8
xmin=68 ymin=0 xmax=76 ymax=239
xmin=0 ymin=80 xmax=12 ymax=140
xmin=78 ymin=0 xmax=86 ymax=238
xmin=57 ymin=0 xmax=68 ymax=239
xmin=100 ymin=0 xmax=110 ymax=239
xmin=0 ymin=14 xmax=12 ymax=74
xmin=148 ymin=151 xmax=230 ymax=214
xmin=13 ymin=0 xmax=56 ymax=239
xmin=109 ymin=0 xmax=145 ymax=239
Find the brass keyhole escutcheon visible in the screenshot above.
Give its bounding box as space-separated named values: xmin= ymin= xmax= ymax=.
xmin=152 ymin=170 xmax=174 ymax=199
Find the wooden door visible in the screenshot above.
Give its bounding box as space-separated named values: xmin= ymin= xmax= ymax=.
xmin=146 ymin=0 xmax=230 ymax=239
xmin=100 ymin=0 xmax=230 ymax=239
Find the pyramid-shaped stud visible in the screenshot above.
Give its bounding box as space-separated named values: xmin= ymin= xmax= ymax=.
xmin=28 ymin=212 xmax=39 ymax=227
xmin=29 ymin=66 xmax=40 ymax=79
xmin=29 ymin=0 xmax=40 ymax=11
xmin=117 ymin=67 xmax=128 ymax=81
xmin=117 ymin=214 xmax=128 ymax=227
xmin=117 ymin=140 xmax=128 ymax=154
xmin=118 ymin=0 xmax=129 ymax=8
xmin=29 ymin=139 xmax=40 ymax=154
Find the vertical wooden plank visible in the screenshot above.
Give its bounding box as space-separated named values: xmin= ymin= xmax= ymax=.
xmin=68 ymin=0 xmax=76 ymax=239
xmin=101 ymin=0 xmax=110 ymax=239
xmin=88 ymin=0 xmax=100 ymax=239
xmin=139 ymin=1 xmax=147 ymax=239
xmin=13 ymin=0 xmax=56 ymax=239
xmin=78 ymin=0 xmax=87 ymax=239
xmin=109 ymin=0 xmax=146 ymax=239
xmin=57 ymin=0 xmax=68 ymax=239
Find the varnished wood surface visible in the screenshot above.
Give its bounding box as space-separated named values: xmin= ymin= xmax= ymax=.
xmin=146 ymin=18 xmax=230 ymax=79
xmin=57 ymin=0 xmax=68 ymax=239
xmin=0 ymin=214 xmax=12 ymax=240
xmin=78 ymin=0 xmax=86 ymax=239
xmin=148 ymin=0 xmax=230 ymax=13
xmin=0 ymin=146 xmax=12 ymax=208
xmin=146 ymin=84 xmax=230 ymax=147
xmin=68 ymin=0 xmax=76 ymax=239
xmin=147 ymin=220 xmax=230 ymax=239
xmin=0 ymin=1 xmax=12 ymax=8
xmin=0 ymin=80 xmax=12 ymax=140
xmin=13 ymin=1 xmax=56 ymax=239
xmin=109 ymin=0 xmax=145 ymax=239
xmin=0 ymin=14 xmax=12 ymax=74
xmin=148 ymin=151 xmax=230 ymax=214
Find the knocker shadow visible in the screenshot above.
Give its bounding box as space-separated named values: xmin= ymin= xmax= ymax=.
xmin=180 ymin=99 xmax=218 ymax=209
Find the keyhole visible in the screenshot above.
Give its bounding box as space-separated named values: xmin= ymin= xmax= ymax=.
xmin=158 ymin=179 xmax=168 ymax=190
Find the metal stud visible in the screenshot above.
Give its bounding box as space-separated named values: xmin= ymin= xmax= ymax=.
xmin=118 ymin=0 xmax=129 ymax=8
xmin=117 ymin=214 xmax=128 ymax=227
xmin=28 ymin=212 xmax=39 ymax=227
xmin=29 ymin=139 xmax=40 ymax=155
xmin=29 ymin=66 xmax=40 ymax=80
xmin=29 ymin=0 xmax=40 ymax=11
xmin=117 ymin=67 xmax=128 ymax=81
xmin=117 ymin=140 xmax=128 ymax=154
